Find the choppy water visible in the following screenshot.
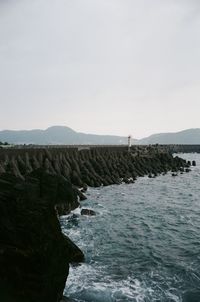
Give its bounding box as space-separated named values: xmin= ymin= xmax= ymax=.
xmin=60 ymin=154 xmax=200 ymax=302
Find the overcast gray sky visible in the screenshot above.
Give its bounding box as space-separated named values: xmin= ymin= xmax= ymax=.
xmin=0 ymin=0 xmax=200 ymax=138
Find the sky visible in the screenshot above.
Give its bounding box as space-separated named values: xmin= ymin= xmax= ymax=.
xmin=0 ymin=0 xmax=200 ymax=139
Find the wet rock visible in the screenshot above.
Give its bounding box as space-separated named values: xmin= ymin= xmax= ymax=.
xmin=0 ymin=172 xmax=84 ymax=302
xmin=81 ymin=208 xmax=96 ymax=216
xmin=60 ymin=296 xmax=76 ymax=302
xmin=123 ymin=177 xmax=129 ymax=184
xmin=80 ymin=183 xmax=88 ymax=193
xmin=63 ymin=236 xmax=84 ymax=263
xmin=75 ymin=188 xmax=87 ymax=201
xmin=28 ymin=169 xmax=80 ymax=216
xmin=123 ymin=177 xmax=135 ymax=184
xmin=192 ymin=160 xmax=196 ymax=166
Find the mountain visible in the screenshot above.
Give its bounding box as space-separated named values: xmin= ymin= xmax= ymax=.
xmin=137 ymin=128 xmax=200 ymax=145
xmin=1 ymin=126 xmax=200 ymax=145
xmin=0 ymin=126 xmax=127 ymax=145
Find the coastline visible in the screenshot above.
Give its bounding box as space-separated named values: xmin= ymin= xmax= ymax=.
xmin=0 ymin=145 xmax=195 ymax=301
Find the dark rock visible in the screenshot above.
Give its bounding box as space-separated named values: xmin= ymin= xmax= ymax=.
xmin=185 ymin=168 xmax=191 ymax=173
xmin=192 ymin=160 xmax=196 ymax=166
xmin=172 ymin=173 xmax=178 ymax=177
xmin=75 ymin=187 xmax=87 ymax=201
xmin=28 ymin=169 xmax=80 ymax=216
xmin=63 ymin=236 xmax=84 ymax=263
xmin=0 ymin=146 xmax=190 ymax=189
xmin=60 ymin=296 xmax=77 ymax=302
xmin=81 ymin=208 xmax=96 ymax=216
xmin=123 ymin=177 xmax=134 ymax=184
xmin=123 ymin=177 xmax=129 ymax=183
xmin=0 ymin=172 xmax=84 ymax=302
xmin=80 ymin=183 xmax=88 ymax=193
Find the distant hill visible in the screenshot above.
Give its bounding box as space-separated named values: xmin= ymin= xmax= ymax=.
xmin=137 ymin=129 xmax=200 ymax=145
xmin=1 ymin=126 xmax=200 ymax=145
xmin=0 ymin=126 xmax=127 ymax=145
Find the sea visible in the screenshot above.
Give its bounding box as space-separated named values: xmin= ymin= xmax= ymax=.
xmin=60 ymin=154 xmax=200 ymax=302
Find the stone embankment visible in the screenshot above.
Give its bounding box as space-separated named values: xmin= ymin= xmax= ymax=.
xmin=0 ymin=146 xmax=190 ymax=187
xmin=0 ymin=146 xmax=192 ymax=302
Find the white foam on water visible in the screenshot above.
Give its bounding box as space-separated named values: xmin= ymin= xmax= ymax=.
xmin=59 ymin=207 xmax=81 ymax=222
xmin=71 ymin=207 xmax=82 ymax=215
xmin=67 ymin=228 xmax=81 ymax=238
xmin=65 ymin=264 xmax=154 ymax=302
xmin=60 ymin=216 xmax=82 ymax=239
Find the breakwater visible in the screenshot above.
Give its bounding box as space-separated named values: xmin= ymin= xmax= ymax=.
xmin=162 ymin=144 xmax=200 ymax=153
xmin=2 ymin=143 xmax=200 ymax=154
xmin=0 ymin=146 xmax=193 ymax=302
xmin=0 ymin=146 xmax=191 ymax=187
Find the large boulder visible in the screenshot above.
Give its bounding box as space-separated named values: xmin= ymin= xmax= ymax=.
xmin=0 ymin=171 xmax=84 ymax=302
xmin=81 ymin=208 xmax=96 ymax=216
xmin=192 ymin=160 xmax=196 ymax=166
xmin=30 ymin=169 xmax=80 ymax=215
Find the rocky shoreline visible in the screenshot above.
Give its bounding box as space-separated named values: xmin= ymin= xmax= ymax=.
xmin=0 ymin=146 xmax=194 ymax=301
xmin=0 ymin=171 xmax=84 ymax=302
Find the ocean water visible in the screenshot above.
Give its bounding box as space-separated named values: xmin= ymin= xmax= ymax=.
xmin=60 ymin=154 xmax=200 ymax=302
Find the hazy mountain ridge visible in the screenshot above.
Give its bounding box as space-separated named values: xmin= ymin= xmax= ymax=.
xmin=138 ymin=128 xmax=200 ymax=145
xmin=0 ymin=126 xmax=127 ymax=145
xmin=0 ymin=126 xmax=200 ymax=145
